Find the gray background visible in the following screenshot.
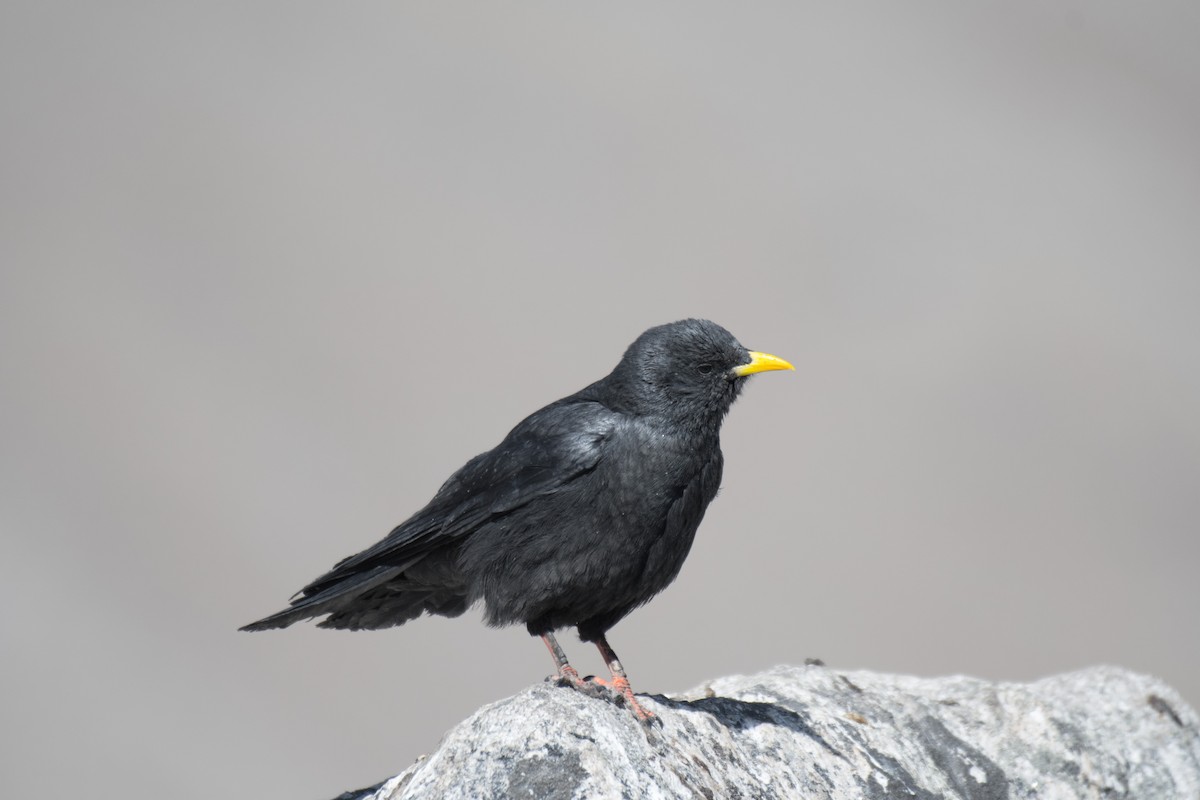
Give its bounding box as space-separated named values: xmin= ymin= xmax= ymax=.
xmin=3 ymin=3 xmax=1198 ymax=798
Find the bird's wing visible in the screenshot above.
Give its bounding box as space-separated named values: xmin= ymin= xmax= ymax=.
xmin=296 ymin=399 xmax=617 ymax=596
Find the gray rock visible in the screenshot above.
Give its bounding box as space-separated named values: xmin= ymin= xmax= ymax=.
xmin=359 ymin=665 xmax=1200 ymax=799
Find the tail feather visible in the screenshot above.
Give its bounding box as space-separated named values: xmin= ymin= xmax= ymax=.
xmin=238 ymin=564 xmax=405 ymax=632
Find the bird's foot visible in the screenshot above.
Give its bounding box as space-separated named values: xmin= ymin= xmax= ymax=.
xmin=585 ymin=675 xmax=658 ymax=724
xmin=546 ymin=663 xmax=657 ymax=723
xmin=550 ymin=666 xmax=611 ymax=699
xmin=610 ymin=677 xmax=659 ymax=724
xmin=556 ymin=664 xmax=581 ymax=684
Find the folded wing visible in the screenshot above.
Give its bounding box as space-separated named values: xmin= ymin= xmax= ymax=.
xmin=239 ymin=399 xmax=615 ymax=632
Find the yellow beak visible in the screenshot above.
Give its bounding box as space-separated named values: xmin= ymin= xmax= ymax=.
xmin=731 ymin=351 xmax=795 ymax=378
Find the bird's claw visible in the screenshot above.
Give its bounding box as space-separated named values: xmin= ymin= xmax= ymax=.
xmin=579 ymin=680 xmax=615 ymax=700
xmin=550 ymin=671 xmax=613 ymax=700
xmin=581 ymin=675 xmax=659 ymax=723
xmin=548 ymin=672 xmax=657 ymax=721
xmin=616 ymin=691 xmax=659 ymax=725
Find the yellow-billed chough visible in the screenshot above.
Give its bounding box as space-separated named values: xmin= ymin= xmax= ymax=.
xmin=241 ymin=319 xmax=792 ymax=720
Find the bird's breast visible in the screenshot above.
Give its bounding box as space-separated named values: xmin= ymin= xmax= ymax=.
xmin=459 ymin=420 xmax=723 ymax=628
xmin=589 ymin=423 xmax=722 ymax=553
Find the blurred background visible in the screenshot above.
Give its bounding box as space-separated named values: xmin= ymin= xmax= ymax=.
xmin=2 ymin=2 xmax=1198 ymax=798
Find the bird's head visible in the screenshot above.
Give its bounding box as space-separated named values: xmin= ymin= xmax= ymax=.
xmin=605 ymin=319 xmax=793 ymax=429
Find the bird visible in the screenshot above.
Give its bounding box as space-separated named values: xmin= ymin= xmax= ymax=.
xmin=240 ymin=319 xmax=793 ymax=721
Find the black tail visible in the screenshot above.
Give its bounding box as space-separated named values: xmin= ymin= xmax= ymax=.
xmin=238 ymin=565 xmax=404 ymax=632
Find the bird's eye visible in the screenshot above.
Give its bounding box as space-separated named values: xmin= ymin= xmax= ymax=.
xmin=697 ymin=363 xmax=715 ymax=375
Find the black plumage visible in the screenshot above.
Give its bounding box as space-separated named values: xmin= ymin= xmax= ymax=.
xmin=241 ymin=319 xmax=792 ymax=719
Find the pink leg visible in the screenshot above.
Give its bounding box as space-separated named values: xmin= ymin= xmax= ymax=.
xmin=593 ymin=635 xmax=656 ymax=722
xmin=541 ymin=632 xmax=581 ymax=683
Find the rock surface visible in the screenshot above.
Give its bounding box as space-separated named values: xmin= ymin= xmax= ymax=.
xmin=346 ymin=665 xmax=1200 ymax=799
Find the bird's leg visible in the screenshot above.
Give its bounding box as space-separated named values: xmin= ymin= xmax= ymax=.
xmin=542 ymin=632 xmax=612 ymax=699
xmin=592 ymin=635 xmax=656 ymax=722
xmin=541 ymin=632 xmax=581 ymax=684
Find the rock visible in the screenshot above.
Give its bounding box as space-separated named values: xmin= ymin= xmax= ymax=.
xmin=350 ymin=665 xmax=1200 ymax=799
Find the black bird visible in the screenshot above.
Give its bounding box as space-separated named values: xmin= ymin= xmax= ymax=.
xmin=241 ymin=319 xmax=793 ymax=720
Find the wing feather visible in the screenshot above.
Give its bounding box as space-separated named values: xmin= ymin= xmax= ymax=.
xmin=241 ymin=399 xmax=616 ymax=629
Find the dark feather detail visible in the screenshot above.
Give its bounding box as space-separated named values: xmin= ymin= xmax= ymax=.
xmin=240 ymin=319 xmax=781 ymax=650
